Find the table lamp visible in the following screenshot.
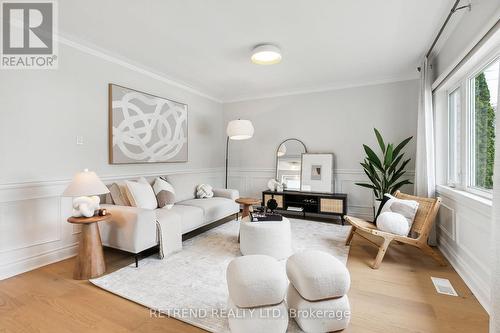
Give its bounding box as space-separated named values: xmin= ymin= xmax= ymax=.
xmin=226 ymin=119 xmax=254 ymax=188
xmin=63 ymin=169 xmax=110 ymax=217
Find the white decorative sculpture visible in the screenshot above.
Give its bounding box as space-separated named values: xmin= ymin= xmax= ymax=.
xmin=267 ymin=179 xmax=283 ymax=191
xmin=72 ymin=196 xmax=101 ymax=218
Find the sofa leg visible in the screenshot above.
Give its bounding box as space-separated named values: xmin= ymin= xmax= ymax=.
xmin=135 ymin=254 xmax=139 ymax=268
xmin=235 ymin=212 xmax=239 ymax=221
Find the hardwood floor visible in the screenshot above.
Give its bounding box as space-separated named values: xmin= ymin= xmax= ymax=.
xmin=0 ymin=233 xmax=488 ymax=333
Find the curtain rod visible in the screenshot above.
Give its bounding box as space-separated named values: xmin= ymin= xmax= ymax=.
xmin=417 ymin=0 xmax=471 ymax=72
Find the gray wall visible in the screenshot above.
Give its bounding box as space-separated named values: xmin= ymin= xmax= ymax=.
xmin=0 ymin=43 xmax=225 ymax=184
xmin=432 ymin=0 xmax=500 ymax=80
xmin=0 ymin=42 xmax=225 ymax=280
xmin=223 ymin=79 xmax=419 ymax=217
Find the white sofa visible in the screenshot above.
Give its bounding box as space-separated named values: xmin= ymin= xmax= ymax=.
xmin=98 ymin=174 xmax=240 ymax=260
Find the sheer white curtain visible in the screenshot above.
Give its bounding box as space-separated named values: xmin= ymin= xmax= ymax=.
xmin=490 ymin=64 xmax=500 ymax=333
xmin=415 ymin=57 xmax=437 ymax=245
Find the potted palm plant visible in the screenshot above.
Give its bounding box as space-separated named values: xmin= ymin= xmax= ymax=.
xmin=356 ymin=128 xmax=413 ymax=214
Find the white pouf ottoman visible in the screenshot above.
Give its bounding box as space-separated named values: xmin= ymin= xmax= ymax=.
xmin=227 ymin=298 xmax=289 ymax=333
xmin=239 ymin=217 xmax=292 ymax=260
xmin=287 ymin=250 xmax=350 ymax=300
xmin=226 ymin=255 xmax=288 ymax=333
xmin=287 ymin=284 xmax=351 ymax=333
xmin=286 ymin=250 xmax=351 ymax=332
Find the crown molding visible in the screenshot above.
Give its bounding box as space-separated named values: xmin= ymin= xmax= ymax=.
xmin=223 ymin=75 xmax=419 ymax=103
xmin=57 ymin=32 xmax=223 ymax=104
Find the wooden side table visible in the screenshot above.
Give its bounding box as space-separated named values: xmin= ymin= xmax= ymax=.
xmin=67 ymin=214 xmax=111 ymax=280
xmin=235 ymin=197 xmax=261 ymax=218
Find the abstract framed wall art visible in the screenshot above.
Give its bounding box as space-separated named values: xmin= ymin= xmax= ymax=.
xmin=108 ymin=84 xmax=188 ymax=164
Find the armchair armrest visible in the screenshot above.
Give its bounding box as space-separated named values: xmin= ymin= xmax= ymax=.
xmin=213 ymin=188 xmax=239 ymax=200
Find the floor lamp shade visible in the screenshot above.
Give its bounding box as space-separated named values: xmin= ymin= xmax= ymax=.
xmin=63 ymin=169 xmax=109 ymax=197
xmin=226 ymin=120 xmax=254 ymax=140
xmin=225 ymin=120 xmax=254 ymax=188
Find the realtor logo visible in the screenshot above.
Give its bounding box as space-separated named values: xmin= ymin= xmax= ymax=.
xmin=1 ymin=1 xmax=58 ymax=69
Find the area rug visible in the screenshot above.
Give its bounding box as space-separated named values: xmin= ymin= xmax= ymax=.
xmin=90 ymin=218 xmax=351 ymax=332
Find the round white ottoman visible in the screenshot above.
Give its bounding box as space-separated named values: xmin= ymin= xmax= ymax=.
xmin=287 ymin=284 xmax=351 ymax=332
xmin=286 ymin=250 xmax=351 ymax=301
xmin=226 ymin=255 xmax=288 ymax=333
xmin=239 ymin=217 xmax=292 ymax=260
xmin=227 ymin=297 xmax=289 ymax=333
xmin=226 ymin=255 xmax=287 ymax=308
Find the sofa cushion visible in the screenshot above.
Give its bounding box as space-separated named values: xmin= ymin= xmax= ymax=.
xmin=177 ymin=197 xmax=239 ymax=223
xmin=286 ymin=250 xmax=350 ymax=301
xmin=167 ymin=204 xmax=204 ymax=233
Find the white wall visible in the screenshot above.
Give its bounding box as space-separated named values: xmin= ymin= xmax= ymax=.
xmin=0 ymin=41 xmax=225 ymax=280
xmin=223 ymin=80 xmax=419 ymax=219
xmin=431 ymin=1 xmax=499 ymax=314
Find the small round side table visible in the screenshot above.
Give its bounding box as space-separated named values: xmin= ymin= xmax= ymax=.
xmin=235 ymin=197 xmax=261 ymax=218
xmin=67 ymin=214 xmax=111 ymax=280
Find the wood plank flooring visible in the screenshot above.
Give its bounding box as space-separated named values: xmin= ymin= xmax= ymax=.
xmin=0 ymin=232 xmax=489 ymax=333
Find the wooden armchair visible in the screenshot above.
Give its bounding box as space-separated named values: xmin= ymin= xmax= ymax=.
xmin=345 ymin=191 xmax=446 ymax=269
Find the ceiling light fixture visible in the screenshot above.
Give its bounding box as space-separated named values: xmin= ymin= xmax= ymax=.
xmin=251 ymin=44 xmax=282 ymax=65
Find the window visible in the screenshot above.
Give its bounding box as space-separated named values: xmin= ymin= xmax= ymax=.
xmin=469 ymin=59 xmax=499 ymax=192
xmin=446 ymin=55 xmax=499 ymax=197
xmin=448 ymin=88 xmax=461 ymax=186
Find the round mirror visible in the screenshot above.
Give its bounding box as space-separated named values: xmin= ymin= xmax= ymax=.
xmin=276 ymin=139 xmax=307 ymax=191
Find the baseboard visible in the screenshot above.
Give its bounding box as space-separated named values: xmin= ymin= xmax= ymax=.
xmin=0 ymin=243 xmax=78 ymax=280
xmin=438 ymin=237 xmax=490 ymax=314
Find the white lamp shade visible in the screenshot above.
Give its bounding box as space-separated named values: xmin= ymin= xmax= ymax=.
xmin=63 ymin=169 xmax=109 ymax=197
xmin=226 ymin=119 xmax=254 ymax=140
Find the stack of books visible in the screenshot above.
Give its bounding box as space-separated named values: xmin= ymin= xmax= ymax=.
xmin=250 ymin=211 xmax=283 ymax=222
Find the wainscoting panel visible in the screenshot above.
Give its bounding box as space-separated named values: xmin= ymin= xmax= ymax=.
xmin=0 ymin=168 xmax=224 ymax=280
xmin=436 ymin=185 xmax=492 ymax=314
xmin=228 ymin=167 xmax=415 ymax=221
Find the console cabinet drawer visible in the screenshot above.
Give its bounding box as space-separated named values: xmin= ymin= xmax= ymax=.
xmin=320 ymin=198 xmax=343 ymax=213
xmin=264 ymin=194 xmax=283 ymax=208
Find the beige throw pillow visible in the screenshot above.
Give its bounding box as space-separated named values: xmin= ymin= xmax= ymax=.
xmin=109 ymin=182 xmax=131 ymax=206
xmin=153 ymin=177 xmax=176 ymax=209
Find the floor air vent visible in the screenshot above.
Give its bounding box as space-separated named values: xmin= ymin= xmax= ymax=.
xmin=431 ymin=277 xmax=458 ymax=296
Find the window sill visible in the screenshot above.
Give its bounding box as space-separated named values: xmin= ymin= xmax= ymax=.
xmin=436 ymin=185 xmax=492 ymax=215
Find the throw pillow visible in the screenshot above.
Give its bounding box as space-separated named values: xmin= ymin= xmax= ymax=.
xmin=196 ymin=184 xmax=214 ymax=199
xmin=374 ymin=194 xmax=392 ymax=223
xmin=125 ymin=177 xmax=158 ymax=209
xmin=377 ymin=212 xmax=410 ymax=236
xmin=379 ymin=193 xmax=419 ymax=230
xmin=153 ymin=177 xmax=176 ymax=209
xmin=109 ymin=181 xmax=131 ymax=206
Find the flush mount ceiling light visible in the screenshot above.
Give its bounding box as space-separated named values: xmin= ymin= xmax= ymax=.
xmin=251 ymin=44 xmax=282 ymax=65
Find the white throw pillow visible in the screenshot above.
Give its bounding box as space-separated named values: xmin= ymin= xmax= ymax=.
xmin=196 ymin=184 xmax=214 ymax=199
xmin=377 ymin=212 xmax=410 ymax=236
xmin=379 ymin=194 xmax=419 ymax=230
xmin=153 ymin=177 xmax=176 ymax=209
xmin=125 ymin=177 xmax=158 ymax=209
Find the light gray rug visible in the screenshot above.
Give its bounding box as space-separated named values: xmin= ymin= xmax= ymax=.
xmin=91 ymin=218 xmax=351 ymax=332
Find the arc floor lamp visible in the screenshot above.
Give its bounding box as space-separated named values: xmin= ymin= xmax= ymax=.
xmin=226 ymin=119 xmax=254 ymax=188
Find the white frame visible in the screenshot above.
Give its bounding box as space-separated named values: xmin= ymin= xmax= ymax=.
xmin=300 ymin=153 xmax=334 ymax=193
xmin=446 ymin=51 xmax=499 ymax=199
